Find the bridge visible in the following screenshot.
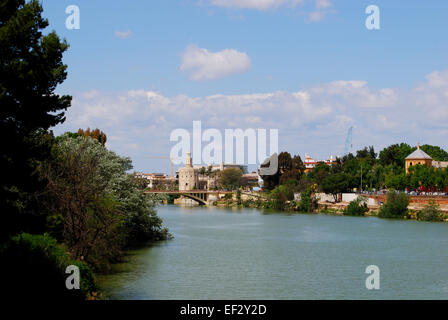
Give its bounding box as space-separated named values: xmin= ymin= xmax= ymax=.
xmin=145 ymin=190 xmax=232 ymax=206
xmin=145 ymin=190 xmax=266 ymax=206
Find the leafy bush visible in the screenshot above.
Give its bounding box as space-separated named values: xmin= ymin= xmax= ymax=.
xmin=378 ymin=191 xmax=410 ymax=218
xmin=321 ymin=173 xmax=350 ymax=202
xmin=417 ymin=200 xmax=443 ymax=222
xmin=344 ymin=196 xmax=369 ymax=216
xmin=0 ymin=233 xmax=98 ymax=300
xmin=268 ymin=185 xmax=294 ymax=210
xmin=219 ymin=168 xmax=243 ymax=190
xmin=236 ymin=189 xmax=242 ymax=205
xmin=298 ymin=188 xmax=318 ymax=213
xmin=40 ymin=135 xmax=171 ymax=271
xmin=242 ymin=199 xmax=254 ymax=207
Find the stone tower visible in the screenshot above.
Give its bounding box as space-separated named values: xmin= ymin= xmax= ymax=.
xmin=178 ymin=152 xmax=199 ymax=191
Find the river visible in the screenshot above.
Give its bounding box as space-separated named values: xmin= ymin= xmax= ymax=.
xmin=98 ymin=205 xmax=448 ymax=299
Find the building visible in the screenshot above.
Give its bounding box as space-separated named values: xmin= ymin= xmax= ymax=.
xmin=178 ymin=152 xmax=199 ymax=191
xmin=304 ymin=154 xmax=337 ymax=173
xmin=134 ymin=172 xmax=167 ymax=188
xmin=241 ymin=172 xmax=262 ymax=189
xmin=405 ymin=144 xmax=448 ymax=174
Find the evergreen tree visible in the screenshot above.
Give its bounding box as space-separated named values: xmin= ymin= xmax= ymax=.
xmin=0 ymin=0 xmax=71 ymax=241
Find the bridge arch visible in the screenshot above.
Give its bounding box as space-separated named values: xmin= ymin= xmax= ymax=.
xmin=180 ymin=193 xmax=208 ymax=206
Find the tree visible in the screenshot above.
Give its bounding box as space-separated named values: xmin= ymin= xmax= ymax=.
xmin=420 ymin=145 xmax=448 ymax=161
xmin=280 ymin=155 xmax=306 ymax=184
xmin=40 ymin=135 xmax=170 ymax=270
xmin=321 ymin=173 xmax=350 ymax=202
xmin=379 ymin=143 xmax=414 ymax=168
xmin=262 ymin=152 xmax=306 ymax=190
xmin=219 ymin=168 xmax=243 ymax=190
xmin=308 ymin=162 xmax=330 ymax=186
xmin=0 ymin=0 xmax=71 ymax=241
xmin=356 ymin=146 xmax=376 ymax=165
xmin=278 ymin=152 xmax=293 ymax=173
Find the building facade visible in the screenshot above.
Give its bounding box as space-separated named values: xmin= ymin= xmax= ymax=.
xmin=304 ymin=154 xmax=337 ymax=173
xmin=405 ymin=144 xmax=448 ymax=174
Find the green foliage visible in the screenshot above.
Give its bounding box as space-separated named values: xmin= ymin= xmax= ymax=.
xmin=420 ymin=145 xmax=448 ymax=162
xmin=0 ymin=0 xmax=72 ymax=242
xmin=344 ymin=196 xmax=369 ymax=216
xmin=378 ymin=191 xmax=410 ymax=219
xmin=298 ymin=188 xmax=318 ymax=213
xmin=241 ymin=199 xmax=255 ymax=208
xmin=40 ymin=135 xmax=171 ymax=270
xmin=379 ymin=143 xmax=414 ymax=168
xmin=385 ymin=172 xmax=408 ymax=190
xmin=0 ymin=233 xmax=98 ymax=300
xmin=267 ymin=185 xmax=294 ymax=210
xmin=260 ymin=152 xmax=305 ymax=190
xmin=321 ymin=173 xmax=350 ymax=202
xmin=306 ymin=162 xmax=330 ymax=186
xmin=407 ymin=164 xmax=448 ymax=191
xmin=219 ymin=168 xmax=243 ymax=190
xmin=417 ymin=200 xmax=443 ymax=222
xmin=262 ymin=145 xmax=448 ymax=207
xmin=236 ymin=189 xmax=242 ymax=205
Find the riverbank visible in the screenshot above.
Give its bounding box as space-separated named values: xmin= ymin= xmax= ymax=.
xmin=207 ymin=192 xmax=448 ymax=222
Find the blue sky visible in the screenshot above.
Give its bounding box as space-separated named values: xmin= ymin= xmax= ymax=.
xmin=42 ymin=0 xmax=448 ymax=173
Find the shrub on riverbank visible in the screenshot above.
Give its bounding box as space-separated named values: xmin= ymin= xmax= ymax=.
xmin=344 ymin=196 xmax=369 ymax=216
xmin=417 ymin=200 xmax=443 ymax=222
xmin=378 ymin=191 xmax=410 ymax=219
xmin=267 ymin=185 xmax=294 ymax=210
xmin=297 ymin=189 xmax=318 ymax=213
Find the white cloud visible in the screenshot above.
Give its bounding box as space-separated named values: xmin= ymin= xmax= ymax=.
xmin=114 ymin=30 xmax=132 ymax=39
xmin=315 ymin=0 xmax=332 ymax=9
xmin=414 ymin=69 xmax=448 ymax=122
xmin=208 ymin=0 xmax=335 ymax=22
xmin=308 ymin=10 xmax=327 ymax=22
xmin=180 ymin=44 xmax=251 ymax=81
xmin=54 ymin=70 xmax=448 ymax=172
xmin=209 ymin=0 xmax=303 ymax=11
xmin=423 ymin=70 xmax=448 ymax=88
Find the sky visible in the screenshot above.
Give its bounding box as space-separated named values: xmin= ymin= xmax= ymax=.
xmin=41 ymin=0 xmax=448 ymax=173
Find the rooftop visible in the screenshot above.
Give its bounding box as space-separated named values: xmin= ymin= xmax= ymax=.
xmin=405 ymin=145 xmax=432 ymax=160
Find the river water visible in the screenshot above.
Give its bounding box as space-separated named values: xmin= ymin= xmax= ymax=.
xmin=98 ymin=205 xmax=448 ymax=299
